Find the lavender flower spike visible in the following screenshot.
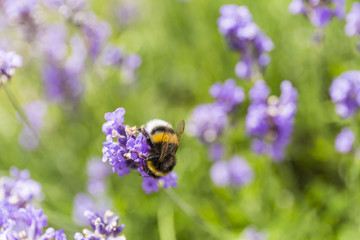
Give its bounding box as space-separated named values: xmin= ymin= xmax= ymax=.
xmin=246 ymin=80 xmax=298 ymax=161
xmin=74 ymin=210 xmax=125 ymax=240
xmin=0 ymin=50 xmax=22 ymax=85
xmin=241 ymin=226 xmax=268 ymax=240
xmin=345 ymin=2 xmax=360 ymax=50
xmin=329 ymin=71 xmax=360 ymax=118
xmin=0 ymin=167 xmax=66 ymax=240
xmin=289 ymin=0 xmax=345 ymax=28
xmin=187 ymin=104 xmax=228 ymax=143
xmin=210 ymin=156 xmax=253 ymax=188
xmin=0 ymin=167 xmax=43 ymax=208
xmin=210 ymin=79 xmax=245 ymax=112
xmin=217 ymin=5 xmax=274 ymax=79
xmin=335 ymin=127 xmax=355 ymax=153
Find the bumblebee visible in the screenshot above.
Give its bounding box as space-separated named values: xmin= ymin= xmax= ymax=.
xmin=140 ymin=119 xmax=185 ymax=178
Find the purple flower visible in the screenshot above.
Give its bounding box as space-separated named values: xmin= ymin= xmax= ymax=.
xmin=161 ymin=172 xmax=178 ymax=189
xmin=0 ymin=168 xmax=66 ymax=240
xmin=81 ymin=13 xmax=111 ymax=59
xmin=42 ymin=61 xmax=83 ymax=104
xmin=209 ymin=143 xmax=224 ymax=161
xmin=41 ymin=32 xmax=86 ymax=105
xmin=72 ymin=193 xmax=112 ymax=226
xmin=345 ymin=2 xmax=360 ymax=37
xmin=17 ymin=100 xmax=47 ymax=150
xmin=100 ymin=45 xmax=124 ymax=67
xmin=210 ymin=160 xmax=230 ymax=187
xmin=210 ymin=156 xmax=253 ymax=188
xmin=289 ymin=0 xmax=345 ymax=28
xmin=86 ymin=158 xmax=111 ymax=196
xmin=43 ymin=0 xmax=87 ymax=18
xmin=0 ymin=50 xmax=22 ymax=85
xmin=0 ymin=204 xmax=67 ymax=240
xmin=121 ymin=54 xmax=142 ymax=83
xmin=329 ymin=71 xmax=360 ymax=118
xmin=246 ymin=80 xmax=298 ymax=161
xmin=210 ymin=79 xmax=245 ymax=112
xmin=142 ymin=177 xmax=159 ymax=194
xmin=335 ymin=127 xmax=355 ymax=153
xmin=38 ymin=23 xmax=68 ymax=62
xmin=289 ymin=0 xmax=305 ymax=14
xmin=187 ymin=104 xmax=228 ymax=143
xmin=242 ymin=226 xmax=268 ymax=240
xmin=0 ymin=167 xmax=42 ymax=208
xmin=115 ymin=1 xmax=139 ymax=26
xmin=228 ymin=156 xmax=253 ymax=187
xmin=99 ymin=46 xmax=142 ymax=82
xmin=102 ymin=107 xmax=178 ymax=194
xmin=217 ymin=4 xmax=274 ymax=79
xmin=2 ymin=0 xmax=38 ymax=21
xmin=74 ymin=210 xmax=125 ymax=240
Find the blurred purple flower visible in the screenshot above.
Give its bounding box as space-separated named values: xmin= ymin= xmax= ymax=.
xmin=0 ymin=50 xmax=22 ymax=85
xmin=335 ymin=127 xmax=355 ymax=153
xmin=123 ymin=54 xmax=142 ymax=71
xmin=72 ymin=193 xmax=112 ymax=226
xmin=0 ymin=167 xmax=42 ymax=208
xmin=142 ymin=177 xmax=159 ymax=194
xmin=217 ymin=4 xmax=273 ymax=79
xmin=187 ymin=104 xmax=228 ymax=143
xmin=74 ymin=210 xmax=125 ymax=240
xmin=43 ymin=0 xmax=87 ymax=19
xmin=210 ymin=156 xmax=253 ymax=188
xmin=100 ymin=45 xmax=124 ymax=67
xmin=210 ymin=160 xmax=230 ymax=187
xmin=242 ymin=226 xmax=268 ymax=240
xmin=102 ymin=107 xmax=178 ymax=194
xmin=38 ymin=23 xmax=68 ymax=62
xmin=289 ymin=0 xmax=345 ymax=28
xmin=116 ymin=1 xmax=139 ymax=26
xmin=209 ymin=143 xmax=224 ymax=161
xmin=99 ymin=45 xmax=142 ymax=82
xmin=42 ymin=61 xmax=83 ymax=104
xmin=0 ymin=204 xmax=67 ymax=240
xmin=66 ymin=34 xmax=88 ymax=74
xmin=210 ymin=79 xmax=245 ymax=112
xmin=17 ymin=100 xmax=47 ymax=150
xmin=40 ymin=27 xmax=86 ymax=105
xmin=2 ymin=0 xmax=38 ymax=21
xmin=81 ymin=14 xmax=111 ymax=59
xmin=345 ymin=2 xmax=360 ymax=37
xmin=1 ymin=0 xmax=40 ymax=40
xmin=228 ymin=156 xmax=253 ymax=187
xmin=246 ymin=80 xmax=298 ymax=161
xmin=86 ymin=158 xmax=111 ymax=196
xmin=329 ymin=71 xmax=360 ymax=118
xmin=0 ymin=167 xmax=66 ymax=240
xmin=121 ymin=54 xmax=142 ymax=83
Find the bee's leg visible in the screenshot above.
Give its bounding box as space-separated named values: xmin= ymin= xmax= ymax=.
xmin=138 ymin=127 xmax=155 ymax=148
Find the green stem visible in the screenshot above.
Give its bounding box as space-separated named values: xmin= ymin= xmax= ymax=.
xmin=157 ymin=202 xmax=176 ymax=240
xmin=2 ymin=83 xmax=37 ymax=137
xmin=165 ymin=188 xmax=231 ymax=239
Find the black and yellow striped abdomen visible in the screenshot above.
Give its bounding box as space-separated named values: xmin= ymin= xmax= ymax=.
xmin=144 ymin=122 xmax=179 ymax=178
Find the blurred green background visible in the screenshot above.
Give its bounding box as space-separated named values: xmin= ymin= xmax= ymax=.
xmin=1 ymin=0 xmax=360 ymax=239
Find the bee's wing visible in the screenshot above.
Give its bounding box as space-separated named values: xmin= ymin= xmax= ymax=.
xmin=158 ymin=127 xmax=170 ymax=163
xmin=175 ymin=120 xmax=185 ymax=144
